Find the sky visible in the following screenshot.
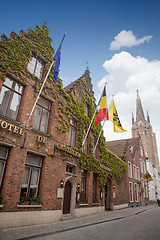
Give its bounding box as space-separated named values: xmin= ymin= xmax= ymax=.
xmin=1 ymin=0 xmax=160 ymax=163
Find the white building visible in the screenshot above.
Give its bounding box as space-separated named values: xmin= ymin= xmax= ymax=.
xmin=146 ymin=158 xmax=160 ymax=202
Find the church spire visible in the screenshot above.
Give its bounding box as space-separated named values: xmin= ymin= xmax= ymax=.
xmin=147 ymin=110 xmax=150 ymax=123
xmin=136 ymin=90 xmax=146 ymax=122
xmin=132 ymin=112 xmax=134 ymax=125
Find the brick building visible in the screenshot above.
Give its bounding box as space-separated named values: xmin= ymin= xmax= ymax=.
xmin=107 ymin=137 xmax=149 ymax=208
xmin=132 ymin=90 xmax=160 ymax=201
xmin=0 ymin=25 xmax=126 ymax=228
xmin=132 ymin=90 xmax=159 ymax=168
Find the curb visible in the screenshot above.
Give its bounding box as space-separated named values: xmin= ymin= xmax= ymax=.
xmin=16 ymin=207 xmax=154 ymax=240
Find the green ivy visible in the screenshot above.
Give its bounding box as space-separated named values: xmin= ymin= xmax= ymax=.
xmin=0 ymin=24 xmax=61 ymax=100
xmin=61 ymin=77 xmax=126 ymax=187
xmin=0 ymin=25 xmax=127 ymax=189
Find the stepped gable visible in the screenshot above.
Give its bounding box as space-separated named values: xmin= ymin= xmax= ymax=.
xmin=127 ymin=137 xmax=140 ymax=157
xmin=106 ymin=139 xmax=128 ymax=159
xmin=106 ymin=137 xmax=140 ymax=159
xmin=64 ymin=69 xmax=95 ymax=100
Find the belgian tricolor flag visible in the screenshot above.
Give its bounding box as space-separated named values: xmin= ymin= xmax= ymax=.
xmin=95 ymin=85 xmax=109 ymax=125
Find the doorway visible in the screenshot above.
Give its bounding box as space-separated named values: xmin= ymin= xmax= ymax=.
xmin=105 ymin=178 xmax=111 ymax=210
xmin=63 ymin=181 xmax=72 ymax=214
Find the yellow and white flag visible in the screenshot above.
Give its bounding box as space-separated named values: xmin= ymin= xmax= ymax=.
xmin=108 ymin=99 xmax=127 ymax=133
xmin=143 ymin=171 xmax=153 ymax=182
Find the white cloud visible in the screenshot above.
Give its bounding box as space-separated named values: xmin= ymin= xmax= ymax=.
xmin=110 ymin=30 xmax=152 ymax=50
xmin=99 ymin=51 xmax=160 ymax=163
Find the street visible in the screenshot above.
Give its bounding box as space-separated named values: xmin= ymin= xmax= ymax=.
xmin=0 ymin=205 xmax=160 ymax=240
xmin=35 ymin=207 xmax=160 ymax=240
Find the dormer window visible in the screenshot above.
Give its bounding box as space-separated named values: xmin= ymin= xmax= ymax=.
xmin=28 ymin=57 xmax=44 ymax=79
xmin=85 ymin=104 xmax=89 ymax=117
xmin=130 ymin=146 xmax=133 ymax=153
xmin=69 ymin=117 xmax=77 ymax=147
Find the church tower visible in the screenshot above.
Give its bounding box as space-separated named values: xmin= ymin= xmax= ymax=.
xmin=132 ymin=90 xmax=159 ymax=167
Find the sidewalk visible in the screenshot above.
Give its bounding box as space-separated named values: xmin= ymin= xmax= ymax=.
xmin=0 ymin=204 xmax=157 ymax=240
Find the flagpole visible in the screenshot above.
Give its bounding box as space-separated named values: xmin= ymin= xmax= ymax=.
xmin=81 ymin=108 xmax=97 ymax=148
xmin=25 ymin=29 xmax=68 ymax=128
xmin=81 ymin=82 xmax=107 ymax=149
xmin=93 ymin=119 xmax=106 ymax=154
xmin=25 ymin=60 xmax=55 ymax=127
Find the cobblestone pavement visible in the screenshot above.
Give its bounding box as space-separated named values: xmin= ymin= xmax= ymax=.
xmin=0 ymin=204 xmax=157 ymax=240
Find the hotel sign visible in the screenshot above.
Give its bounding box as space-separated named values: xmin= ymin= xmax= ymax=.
xmin=55 ymin=143 xmax=81 ymax=158
xmin=0 ymin=119 xmax=23 ymax=135
xmin=0 ymin=119 xmax=47 ymax=145
xmin=37 ymin=135 xmax=47 ymax=144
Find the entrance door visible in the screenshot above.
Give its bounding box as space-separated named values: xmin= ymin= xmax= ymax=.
xmin=105 ymin=182 xmax=110 ymax=210
xmin=63 ymin=181 xmax=72 ymax=214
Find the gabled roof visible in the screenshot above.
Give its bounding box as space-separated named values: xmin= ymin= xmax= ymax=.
xmin=106 ymin=139 xmax=128 ymax=158
xmin=64 ymin=69 xmax=95 ymax=100
xmin=106 ymin=137 xmax=140 ymax=158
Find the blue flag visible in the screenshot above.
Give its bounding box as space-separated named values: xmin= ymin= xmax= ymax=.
xmin=53 ymin=29 xmax=68 ymax=82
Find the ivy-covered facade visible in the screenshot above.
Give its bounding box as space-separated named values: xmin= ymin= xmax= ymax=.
xmin=0 ymin=25 xmax=126 ymax=228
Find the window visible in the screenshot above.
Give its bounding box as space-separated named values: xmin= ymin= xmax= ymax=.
xmin=138 ymin=185 xmax=141 ymax=202
xmin=83 ymin=129 xmax=88 ymax=154
xmin=81 ymin=170 xmax=87 ymax=199
xmin=92 ymin=173 xmax=97 ymax=199
xmin=66 ymin=164 xmax=75 ymax=174
xmin=143 ymin=161 xmax=146 ymax=173
xmin=0 ymin=146 xmax=9 ymax=192
xmin=141 ymin=178 xmax=145 ymax=198
xmin=140 ymin=159 xmax=143 ymax=173
xmin=85 ymin=104 xmax=89 ymax=117
xmin=21 ymin=153 xmax=42 ymax=198
xmin=128 ymin=162 xmax=132 ymax=178
xmin=140 ymin=147 xmax=143 ymax=156
xmin=93 ymin=136 xmax=97 ymax=157
xmin=133 ymin=165 xmax=137 ymax=180
xmin=33 ymin=97 xmax=51 ymax=133
xmin=28 ymin=57 xmax=44 ymax=79
xmin=0 ymin=77 xmax=23 ymax=120
xmin=145 ymin=180 xmax=148 ymax=198
xmin=129 ymin=182 xmax=133 ymax=202
xmin=137 ymin=167 xmax=140 ymax=181
xmin=130 ymin=146 xmax=133 ymax=153
xmin=69 ymin=118 xmax=77 ymax=147
xmin=134 ymin=183 xmax=138 ymax=202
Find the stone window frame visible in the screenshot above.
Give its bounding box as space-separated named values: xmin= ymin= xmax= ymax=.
xmin=21 ymin=152 xmax=43 ymax=198
xmin=133 ymin=164 xmax=137 ymax=180
xmin=140 ymin=158 xmax=143 ymax=173
xmin=128 ymin=161 xmax=132 ymax=178
xmin=134 ymin=183 xmax=138 ymax=202
xmin=141 ymin=178 xmax=145 ymax=198
xmin=0 ymin=76 xmax=23 ymax=121
xmin=137 ymin=166 xmax=140 ymax=181
xmin=143 ymin=160 xmax=146 ymax=174
xmin=145 ymin=180 xmax=148 ymax=198
xmin=129 ymin=182 xmax=133 ymax=202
